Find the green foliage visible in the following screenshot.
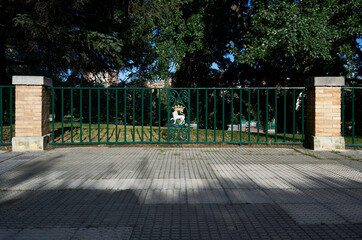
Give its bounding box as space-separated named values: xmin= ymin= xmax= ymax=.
xmin=133 ymin=0 xmax=206 ymax=80
xmin=0 ymin=0 xmax=164 ymax=84
xmin=173 ymin=1 xmax=250 ymax=87
xmin=1 ymin=0 xmax=360 ymax=86
xmin=232 ymin=0 xmax=361 ymax=80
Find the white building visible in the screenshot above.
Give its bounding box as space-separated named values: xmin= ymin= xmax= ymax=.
xmin=84 ymin=71 xmax=119 ymax=87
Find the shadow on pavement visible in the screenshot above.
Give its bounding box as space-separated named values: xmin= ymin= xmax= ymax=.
xmin=0 ymin=147 xmax=361 ymax=239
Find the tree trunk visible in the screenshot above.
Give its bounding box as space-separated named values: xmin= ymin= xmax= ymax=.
xmin=0 ymin=37 xmax=9 ymax=85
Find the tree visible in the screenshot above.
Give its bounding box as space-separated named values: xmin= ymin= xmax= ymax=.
xmin=172 ymin=0 xmax=250 ymax=87
xmin=231 ymin=0 xmax=362 ymax=85
xmin=1 ymin=0 xmax=176 ymax=85
xmin=2 ymin=0 xmax=360 ymax=87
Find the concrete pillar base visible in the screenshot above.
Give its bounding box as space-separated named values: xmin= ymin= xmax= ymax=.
xmin=12 ymin=135 xmax=50 ymax=152
xmin=305 ymin=136 xmax=345 ymax=151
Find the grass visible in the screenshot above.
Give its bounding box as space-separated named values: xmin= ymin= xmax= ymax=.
xmin=344 ymin=135 xmax=362 ymax=146
xmin=0 ymin=126 xmax=14 ymax=144
xmin=1 ymin=122 xmax=361 ymax=147
xmin=50 ymin=122 xmax=304 ymax=145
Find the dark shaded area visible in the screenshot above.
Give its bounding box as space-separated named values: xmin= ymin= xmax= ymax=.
xmin=343 ymin=88 xmax=362 ymax=140
xmin=0 ymin=189 xmax=361 ymax=239
xmin=0 ymin=149 xmax=361 ymax=239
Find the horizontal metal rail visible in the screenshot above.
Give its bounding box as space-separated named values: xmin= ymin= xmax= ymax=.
xmin=50 ymin=87 xmax=306 ymax=90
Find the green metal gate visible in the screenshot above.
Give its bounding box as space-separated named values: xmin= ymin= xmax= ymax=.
xmin=342 ymin=87 xmax=362 ymax=147
xmin=0 ymin=86 xmax=15 ymax=146
xmin=49 ymin=87 xmax=305 ymax=146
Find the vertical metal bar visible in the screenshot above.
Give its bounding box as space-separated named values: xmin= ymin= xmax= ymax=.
xmin=0 ymin=88 xmax=3 ymax=143
xmin=98 ymin=89 xmax=100 ymax=142
xmin=71 ymin=89 xmax=74 ymax=143
xmin=80 ymin=89 xmax=83 ymax=142
xmin=205 ymin=89 xmax=208 ymax=142
xmin=124 ymin=89 xmax=127 ymax=142
xmin=107 ymin=89 xmax=110 ymax=143
xmin=61 ymin=88 xmax=64 ymax=143
xmin=132 ymin=90 xmax=135 ymax=143
xmin=89 ymin=89 xmax=92 ymax=142
xmin=352 ymin=88 xmax=355 ymax=144
xmin=115 ymin=89 xmax=118 ymax=146
xmin=302 ymin=88 xmax=305 ymax=142
xmin=275 ymin=89 xmax=277 ymax=143
xmin=222 ymin=90 xmax=225 ymax=142
xmin=284 ymin=89 xmax=286 ymax=142
xmin=257 ymin=89 xmax=260 ymax=142
xmin=158 ymin=89 xmax=161 ymax=142
xmin=341 ymin=88 xmax=344 ymax=136
xmin=197 ymin=89 xmax=199 ymax=142
xmin=141 ymin=89 xmax=144 ymax=142
xmin=9 ymin=88 xmax=13 ymax=141
xmin=292 ymin=89 xmax=295 ymax=143
xmin=231 ymin=89 xmax=234 ymax=142
xmin=239 ymin=89 xmax=242 ymax=145
xmin=214 ymin=89 xmax=216 ymax=142
xmin=167 ymin=89 xmax=170 ymax=143
xmin=248 ymin=89 xmax=251 ymax=142
xmin=266 ymin=89 xmax=268 ymax=143
xmin=150 ymin=89 xmax=153 ymax=142
xmin=52 ymin=88 xmax=55 ymax=143
xmin=188 ymin=89 xmax=191 ymax=143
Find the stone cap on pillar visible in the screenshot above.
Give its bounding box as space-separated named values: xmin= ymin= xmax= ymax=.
xmin=12 ymin=76 xmax=53 ymax=87
xmin=306 ymin=76 xmax=345 ymax=87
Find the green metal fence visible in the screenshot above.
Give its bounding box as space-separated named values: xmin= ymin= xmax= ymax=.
xmin=342 ymin=87 xmax=362 ymax=147
xmin=0 ymin=86 xmax=15 ymax=146
xmin=49 ymin=87 xmax=305 ymax=146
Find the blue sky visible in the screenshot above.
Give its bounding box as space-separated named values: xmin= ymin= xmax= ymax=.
xmin=119 ymin=38 xmax=361 ymax=82
xmin=120 ymin=54 xmax=236 ymax=82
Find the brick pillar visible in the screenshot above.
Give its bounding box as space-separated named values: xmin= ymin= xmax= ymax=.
xmin=12 ymin=76 xmax=52 ymax=151
xmin=305 ymin=77 xmax=345 ymax=150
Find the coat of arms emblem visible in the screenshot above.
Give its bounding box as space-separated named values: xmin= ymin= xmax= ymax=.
xmin=170 ymin=104 xmax=186 ymax=125
xmin=168 ymin=90 xmax=189 ymax=141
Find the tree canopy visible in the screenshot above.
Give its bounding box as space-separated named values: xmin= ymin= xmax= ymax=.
xmin=232 ymin=0 xmax=362 ymax=85
xmin=1 ymin=0 xmax=361 ymax=86
xmin=1 ymin=0 xmax=160 ymax=84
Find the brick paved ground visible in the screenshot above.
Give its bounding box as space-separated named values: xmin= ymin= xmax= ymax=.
xmin=0 ymin=147 xmax=361 ymax=239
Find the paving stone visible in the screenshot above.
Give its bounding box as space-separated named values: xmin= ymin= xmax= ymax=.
xmin=0 ymin=227 xmax=132 ymax=240
xmin=304 ymin=189 xmax=360 ymax=204
xmin=0 ymin=152 xmax=22 ymax=162
xmin=73 ymin=227 xmax=132 ymax=240
xmin=280 ymin=204 xmax=347 ymax=224
xmin=326 ymin=204 xmax=362 ymax=224
xmin=144 ymin=189 xmax=187 ymax=204
xmin=0 ymin=147 xmax=361 ymax=239
xmin=226 ymin=189 xmax=273 ymax=203
xmin=337 ymin=150 xmax=362 ymax=160
xmin=235 ymin=148 xmax=301 ymax=156
xmin=217 ymin=176 xmax=260 ymax=189
xmin=251 ymin=177 xmax=296 ymax=189
xmin=0 ymin=152 xmax=43 ymax=175
xmin=0 ymin=229 xmax=21 ymax=240
xmin=297 ymin=149 xmax=348 ymax=160
xmin=264 ymin=189 xmax=317 ymax=203
xmin=340 ymin=189 xmax=362 ymax=202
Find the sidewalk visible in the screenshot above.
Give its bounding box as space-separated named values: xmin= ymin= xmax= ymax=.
xmin=0 ymin=147 xmax=361 ymax=239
